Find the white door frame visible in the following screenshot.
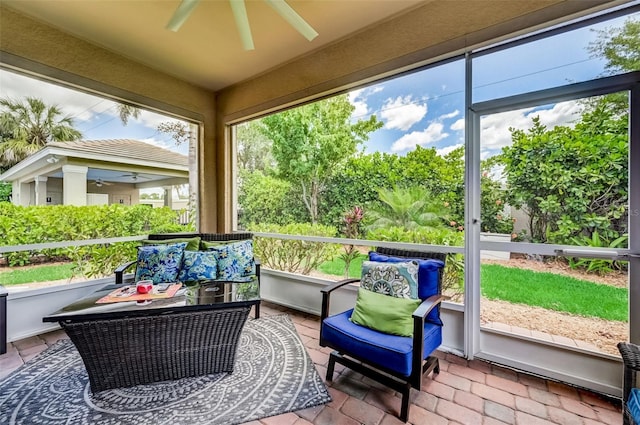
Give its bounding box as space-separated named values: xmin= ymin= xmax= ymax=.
xmin=464 ymin=71 xmax=640 ymax=396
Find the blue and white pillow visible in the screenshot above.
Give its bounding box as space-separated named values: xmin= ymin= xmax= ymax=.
xmin=360 ymin=260 xmax=419 ymax=299
xmin=178 ymin=250 xmax=218 ymax=282
xmin=208 ymin=240 xmax=255 ymax=281
xmin=135 ymin=242 xmax=187 ymax=284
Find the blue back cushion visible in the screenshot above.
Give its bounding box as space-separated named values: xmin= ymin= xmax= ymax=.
xmin=368 ymin=251 xmax=445 ymax=325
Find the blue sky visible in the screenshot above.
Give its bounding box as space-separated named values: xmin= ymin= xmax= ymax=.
xmin=0 ymin=70 xmax=190 ymax=155
xmin=0 ymin=8 xmax=636 ymax=161
xmin=348 ymin=10 xmax=638 ymax=158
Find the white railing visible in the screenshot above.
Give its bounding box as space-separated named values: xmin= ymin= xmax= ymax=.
xmin=0 ymin=235 xmax=148 ymax=254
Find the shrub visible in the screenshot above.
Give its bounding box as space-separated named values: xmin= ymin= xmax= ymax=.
xmin=248 ymin=223 xmax=340 ymax=275
xmin=366 ymin=226 xmax=465 ymax=296
xmin=0 ymin=204 xmax=189 ymax=275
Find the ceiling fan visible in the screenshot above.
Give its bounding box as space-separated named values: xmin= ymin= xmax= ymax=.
xmin=89 ymin=178 xmax=113 ymax=188
xmin=166 ymin=0 xmax=318 ymax=51
xmin=121 ymin=172 xmax=151 ymax=181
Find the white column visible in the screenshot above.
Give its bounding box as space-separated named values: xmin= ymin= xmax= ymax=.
xmin=34 ymin=176 xmax=48 ymax=205
xmin=62 ymin=165 xmax=88 ymax=206
xmin=163 ymin=185 xmax=174 ymax=209
xmin=15 ymin=181 xmax=30 ymax=206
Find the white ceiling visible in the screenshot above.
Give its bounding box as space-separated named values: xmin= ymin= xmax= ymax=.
xmin=2 ymin=0 xmax=426 ymax=91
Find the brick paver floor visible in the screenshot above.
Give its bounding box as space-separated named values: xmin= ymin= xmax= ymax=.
xmin=0 ymin=301 xmax=623 ymax=425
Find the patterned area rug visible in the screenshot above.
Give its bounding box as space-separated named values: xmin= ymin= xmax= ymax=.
xmin=0 ymin=314 xmax=331 ymax=425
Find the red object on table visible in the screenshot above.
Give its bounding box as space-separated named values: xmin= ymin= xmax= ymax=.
xmin=136 ymin=281 xmax=153 ymax=294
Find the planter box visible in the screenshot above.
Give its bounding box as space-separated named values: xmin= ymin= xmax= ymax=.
xmin=6 ymin=278 xmax=112 ymax=342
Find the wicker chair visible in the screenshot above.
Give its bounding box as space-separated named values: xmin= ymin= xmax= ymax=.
xmin=618 ymin=342 xmax=640 ymax=425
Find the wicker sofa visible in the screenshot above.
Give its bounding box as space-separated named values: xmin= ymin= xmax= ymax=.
xmin=115 ymin=232 xmax=261 ymax=317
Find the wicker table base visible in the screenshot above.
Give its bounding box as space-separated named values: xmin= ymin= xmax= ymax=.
xmin=62 ymin=306 xmax=251 ymax=392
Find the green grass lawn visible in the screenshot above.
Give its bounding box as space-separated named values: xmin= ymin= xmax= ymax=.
xmin=319 ymin=256 xmax=627 ymax=322
xmin=0 ymin=263 xmax=75 ymax=286
xmin=481 ymin=264 xmax=627 ymax=322
xmin=317 ymin=254 xmax=364 ymax=278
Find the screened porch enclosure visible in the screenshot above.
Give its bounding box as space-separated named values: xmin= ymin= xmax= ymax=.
xmin=1 ymin=0 xmax=639 ymax=406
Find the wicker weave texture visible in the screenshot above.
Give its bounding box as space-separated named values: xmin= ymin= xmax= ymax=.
xmin=618 ymin=342 xmax=640 ymax=425
xmin=147 ymin=232 xmax=254 ymax=242
xmin=62 ymin=306 xmax=251 ymax=392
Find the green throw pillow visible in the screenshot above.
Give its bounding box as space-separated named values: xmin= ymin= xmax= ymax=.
xmin=350 ymin=288 xmax=421 ymax=337
xmin=142 ymin=236 xmax=201 ymax=252
xmin=200 ymin=240 xmax=237 ymax=251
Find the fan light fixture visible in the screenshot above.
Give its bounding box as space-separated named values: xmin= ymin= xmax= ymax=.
xmin=167 ymin=0 xmax=318 ymax=51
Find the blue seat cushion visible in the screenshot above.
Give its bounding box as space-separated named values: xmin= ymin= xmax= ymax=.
xmin=322 ymin=309 xmax=442 ymax=377
xmin=629 ymin=388 xmax=640 ymax=422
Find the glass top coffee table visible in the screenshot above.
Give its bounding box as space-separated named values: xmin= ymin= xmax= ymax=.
xmin=43 ymin=279 xmax=261 ymax=392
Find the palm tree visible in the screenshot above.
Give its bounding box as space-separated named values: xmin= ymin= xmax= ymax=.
xmin=367 ymin=186 xmax=445 ymax=231
xmin=0 ymin=97 xmax=82 ymax=169
xmin=116 ymin=104 xmax=141 ymax=126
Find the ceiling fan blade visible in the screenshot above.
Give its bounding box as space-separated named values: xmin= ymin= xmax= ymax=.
xmin=265 ymin=0 xmax=318 ymax=42
xmin=166 ymin=0 xmax=201 ymax=32
xmin=230 ymin=0 xmax=254 ymax=51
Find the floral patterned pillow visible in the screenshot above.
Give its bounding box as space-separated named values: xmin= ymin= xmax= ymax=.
xmin=178 ymin=250 xmax=218 ymax=282
xmin=135 ymin=242 xmax=187 ymax=284
xmin=208 ymin=240 xmax=255 ymax=281
xmin=360 ymin=260 xmax=419 ymax=299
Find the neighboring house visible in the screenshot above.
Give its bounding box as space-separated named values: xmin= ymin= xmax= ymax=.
xmin=0 ymin=139 xmax=189 ymax=209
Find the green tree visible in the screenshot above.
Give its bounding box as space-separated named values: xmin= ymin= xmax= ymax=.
xmin=500 ymin=109 xmax=628 ymax=244
xmin=0 ymin=181 xmax=11 ymax=202
xmin=589 ymin=17 xmax=640 ymax=75
xmin=321 ymin=151 xmax=403 ymax=228
xmin=480 ymin=157 xmax=513 ymax=235
xmin=116 ymin=104 xmax=141 ymax=126
xmin=367 ymin=186 xmax=446 ymax=231
xmin=237 ymin=169 xmax=306 ymax=227
xmin=586 ymin=17 xmax=639 ymax=115
xmin=236 ymin=120 xmax=274 ymax=172
xmin=0 ymin=97 xmax=82 ymax=169
xmin=261 ymin=95 xmax=382 ymax=224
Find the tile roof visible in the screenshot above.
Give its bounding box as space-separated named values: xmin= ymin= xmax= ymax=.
xmin=47 ymin=139 xmax=188 ymax=166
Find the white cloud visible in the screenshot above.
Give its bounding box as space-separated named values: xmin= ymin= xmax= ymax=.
xmin=381 ymin=95 xmax=427 ymax=131
xmin=440 ymin=110 xmax=460 ymax=120
xmin=0 ymin=70 xmax=115 ymax=123
xmin=436 ymin=143 xmax=463 ymax=157
xmin=451 ymin=118 xmax=465 ymax=131
xmin=480 ymin=100 xmax=581 ymax=152
xmin=348 ymin=89 xmax=370 ymax=118
xmin=1 ymin=69 xmax=184 ymax=132
xmin=391 ymin=122 xmax=448 ymax=152
xmin=137 ymin=110 xmax=183 ymax=129
xmin=348 ymin=85 xmax=384 ymax=120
